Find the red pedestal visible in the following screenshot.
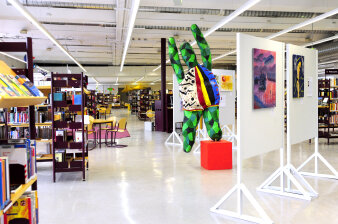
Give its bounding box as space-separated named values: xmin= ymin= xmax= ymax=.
xmin=201 ymin=140 xmax=232 ymax=170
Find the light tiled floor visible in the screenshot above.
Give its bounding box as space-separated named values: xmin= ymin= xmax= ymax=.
xmin=37 ymin=109 xmax=338 ymax=224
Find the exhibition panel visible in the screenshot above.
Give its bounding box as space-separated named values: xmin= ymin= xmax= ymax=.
xmin=237 ymin=33 xmax=284 ymax=160
xmin=0 ymin=0 xmax=338 ymax=223
xmin=287 ymin=45 xmax=318 ymax=145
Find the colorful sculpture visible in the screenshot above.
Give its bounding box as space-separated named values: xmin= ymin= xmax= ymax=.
xmin=168 ymin=24 xmax=222 ymax=152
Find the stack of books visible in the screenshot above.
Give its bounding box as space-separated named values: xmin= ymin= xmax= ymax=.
xmin=0 ymin=73 xmax=43 ymax=97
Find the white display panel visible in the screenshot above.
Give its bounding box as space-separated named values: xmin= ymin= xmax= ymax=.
xmin=212 ymin=69 xmax=236 ymax=126
xmin=172 ymin=74 xmax=184 ymax=127
xmin=237 ymin=33 xmax=284 ymax=160
xmin=286 ymin=44 xmax=318 ymax=144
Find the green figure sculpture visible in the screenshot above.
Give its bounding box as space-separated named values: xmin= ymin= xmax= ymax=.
xmin=168 ymin=24 xmax=222 ymax=152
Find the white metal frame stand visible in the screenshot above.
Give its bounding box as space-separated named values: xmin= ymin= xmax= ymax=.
xmin=165 ymin=131 xmax=183 ymax=146
xmin=221 ymin=124 xmax=237 ymax=150
xmin=193 ymin=127 xmax=208 ymax=154
xmin=210 ymin=142 xmax=273 ymax=224
xmin=297 ymin=137 xmax=338 ymax=179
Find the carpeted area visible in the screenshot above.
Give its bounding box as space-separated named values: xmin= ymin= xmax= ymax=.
xmin=87 ymin=127 xmax=130 ymax=139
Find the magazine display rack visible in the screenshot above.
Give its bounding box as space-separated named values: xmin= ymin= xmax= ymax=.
xmin=51 ymin=73 xmax=88 ymax=182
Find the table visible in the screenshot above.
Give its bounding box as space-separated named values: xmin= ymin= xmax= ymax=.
xmin=93 ymin=118 xmax=112 ymax=148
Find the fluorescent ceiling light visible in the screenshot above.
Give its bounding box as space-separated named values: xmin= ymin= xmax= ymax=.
xmin=0 ymin=51 xmax=26 ymax=63
xmin=135 ymin=76 xmax=144 ymax=82
xmin=154 ymin=0 xmax=261 ymax=71
xmin=302 ymin=34 xmax=338 ymax=47
xmin=212 ymin=50 xmax=236 ymax=61
xmin=191 ymin=0 xmax=261 ymax=46
xmin=319 ymin=59 xmax=338 ymax=65
xmin=93 ymin=78 xmax=99 ymax=84
xmin=213 ymin=7 xmax=338 ymax=62
xmin=153 ymin=78 xmax=161 ymax=82
xmin=8 ymin=0 xmax=87 ymax=72
xmin=266 ymin=8 xmax=338 ymax=40
xmin=115 ymin=77 xmax=119 ymax=84
xmin=35 ymin=65 xmax=49 ymax=73
xmin=120 ymin=0 xmax=140 ymax=72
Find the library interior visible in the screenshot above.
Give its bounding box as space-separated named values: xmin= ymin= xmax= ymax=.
xmin=0 ymin=0 xmax=337 ymax=224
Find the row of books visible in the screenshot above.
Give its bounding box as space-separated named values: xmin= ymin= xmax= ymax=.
xmin=329 ymin=78 xmax=338 ymax=87
xmin=330 ymin=102 xmax=338 ymax=111
xmin=8 ymin=128 xmax=29 ymax=139
xmin=53 ymin=92 xmax=82 ymax=105
xmin=36 ymin=127 xmax=52 ymax=140
xmin=329 ymin=114 xmax=338 ymax=124
xmin=0 ymin=140 xmax=37 ymax=186
xmin=8 ymin=108 xmax=29 ymax=124
xmin=0 ymin=73 xmax=43 ymax=97
xmin=2 ymin=191 xmax=38 ymax=224
xmin=56 ymin=130 xmax=86 ymax=143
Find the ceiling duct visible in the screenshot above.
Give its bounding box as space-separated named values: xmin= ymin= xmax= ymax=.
xmin=14 ymin=2 xmax=338 ymax=20
xmin=15 ymin=0 xmax=115 ymax=10
xmin=134 ymin=25 xmax=336 ymax=34
xmin=139 ymin=6 xmax=338 ymax=19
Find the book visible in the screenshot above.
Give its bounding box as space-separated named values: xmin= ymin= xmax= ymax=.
xmin=4 ymin=196 xmax=32 ymax=224
xmin=72 ymin=94 xmax=82 ymax=105
xmin=0 ymin=74 xmax=30 ymax=97
xmin=15 ymin=75 xmax=43 ymax=97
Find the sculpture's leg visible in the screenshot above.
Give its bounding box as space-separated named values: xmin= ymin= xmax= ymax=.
xmin=182 ymin=110 xmax=202 ymax=152
xmin=203 ymin=106 xmax=222 ymax=141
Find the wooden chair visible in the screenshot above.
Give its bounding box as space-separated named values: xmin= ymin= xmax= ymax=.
xmin=106 ymin=118 xmax=128 ymax=148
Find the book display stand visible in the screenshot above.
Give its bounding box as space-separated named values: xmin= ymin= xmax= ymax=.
xmin=51 ymin=73 xmax=88 ymax=182
xmin=0 ymin=38 xmax=44 ymax=221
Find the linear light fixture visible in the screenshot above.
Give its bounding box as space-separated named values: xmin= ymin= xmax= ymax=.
xmin=302 ymin=34 xmax=338 ymax=47
xmin=8 ymin=0 xmax=87 ymax=72
xmin=266 ymin=8 xmax=338 ymax=40
xmin=152 ymin=0 xmax=261 ymax=72
xmin=0 ymin=51 xmax=26 ymax=63
xmin=115 ymin=77 xmax=119 ymax=84
xmin=120 ymin=0 xmax=140 ymax=72
xmin=191 ymin=0 xmax=261 ymax=46
xmin=213 ymin=7 xmax=338 ymax=62
xmin=319 ymin=59 xmax=338 ymax=65
xmin=135 ymin=76 xmax=144 ymax=82
xmin=153 ymin=78 xmax=161 ymax=82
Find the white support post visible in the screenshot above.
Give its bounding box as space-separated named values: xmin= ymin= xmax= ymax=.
xmin=257 ymin=44 xmax=318 ymax=201
xmin=221 ymin=124 xmax=237 ymax=150
xmin=297 ymin=137 xmax=338 ymax=179
xmin=210 ymin=144 xmax=273 ymax=224
xmin=165 ymin=131 xmax=183 ymax=146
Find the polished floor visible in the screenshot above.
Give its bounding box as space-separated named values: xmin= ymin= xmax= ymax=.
xmin=37 ymin=109 xmax=338 ymax=224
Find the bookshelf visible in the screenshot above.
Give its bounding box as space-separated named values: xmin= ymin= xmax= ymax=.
xmin=137 ymin=89 xmax=153 ymax=121
xmin=112 ymin=95 xmax=120 ymax=108
xmin=0 ymin=37 xmax=42 ymax=221
xmin=318 ymin=79 xmax=338 ymax=144
xmin=86 ymin=90 xmax=97 ymax=117
xmin=51 ymin=73 xmax=88 ymax=182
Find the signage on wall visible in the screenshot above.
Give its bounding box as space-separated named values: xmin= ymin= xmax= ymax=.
xmin=325 ymin=69 xmax=338 ymax=75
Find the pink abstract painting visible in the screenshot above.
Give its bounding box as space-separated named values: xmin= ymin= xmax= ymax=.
xmin=253 ymin=48 xmax=276 ymax=109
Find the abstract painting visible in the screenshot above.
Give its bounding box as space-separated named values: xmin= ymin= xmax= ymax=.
xmin=253 ymin=48 xmax=276 ymax=109
xmin=292 ymin=54 xmax=304 ymax=98
xmin=219 ymin=75 xmax=233 ymax=91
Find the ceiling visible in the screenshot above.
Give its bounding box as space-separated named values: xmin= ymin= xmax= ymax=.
xmin=0 ymin=0 xmax=337 ymax=84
